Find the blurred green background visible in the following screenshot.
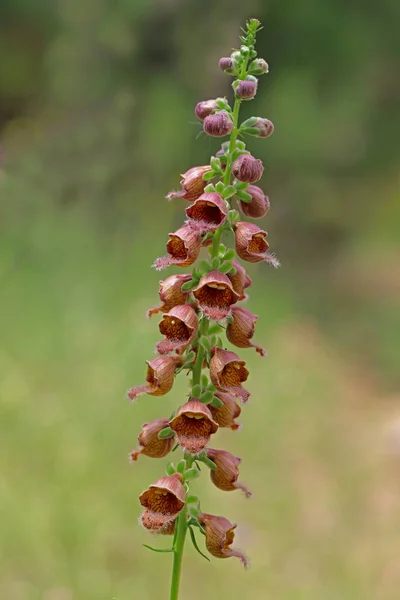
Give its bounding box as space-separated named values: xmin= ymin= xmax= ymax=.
xmin=1 ymin=1 xmax=400 ymax=599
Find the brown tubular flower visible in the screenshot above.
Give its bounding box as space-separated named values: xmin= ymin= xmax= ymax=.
xmin=129 ymin=418 xmax=175 ymax=461
xmin=169 ymin=399 xmax=218 ymax=454
xmin=232 ymin=153 xmax=264 ymax=183
xmin=193 ymin=270 xmax=239 ymax=320
xmin=198 ymin=513 xmax=248 ymax=567
xmin=185 ymin=192 xmax=227 ymax=233
xmin=153 ymin=226 xmax=201 ymax=271
xmin=239 ymin=185 xmax=270 ymax=219
xmin=166 ymin=166 xmax=212 ymax=202
xmin=234 ymin=221 xmax=280 ymax=267
xmin=203 ymin=111 xmax=233 ymax=137
xmin=206 ymin=449 xmax=252 ymax=497
xmin=208 ymin=391 xmax=241 ymax=431
xmin=156 ymin=304 xmax=198 ymax=354
xmin=147 ymin=274 xmax=192 ymax=318
xmin=139 ymin=473 xmax=185 ymax=533
xmin=226 ymin=306 xmax=266 ymax=357
xmin=227 ymin=259 xmax=252 ymax=301
xmin=210 ymin=348 xmax=250 ymax=403
xmin=127 ymin=355 xmax=182 ymax=402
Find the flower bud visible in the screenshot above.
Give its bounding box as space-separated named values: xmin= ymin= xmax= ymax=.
xmin=203 ymin=111 xmax=233 ymax=137
xmin=153 ymin=225 xmax=201 ymax=271
xmin=130 ymin=418 xmax=175 ymax=461
xmin=147 ymin=274 xmax=192 ymax=318
xmin=210 ymin=348 xmax=250 ymax=403
xmin=195 ymin=99 xmax=220 ymax=120
xmin=233 ymin=77 xmax=258 ymax=99
xmin=198 ymin=513 xmax=248 ymax=567
xmin=157 ymin=304 xmax=198 ymax=354
xmin=169 ymin=399 xmax=218 ymax=454
xmin=226 ymin=306 xmax=266 ymax=356
xmin=248 ymin=58 xmax=269 ymax=75
xmin=219 ymin=57 xmax=234 ymax=71
xmin=127 ymin=355 xmax=182 ymax=402
xmin=238 ymin=185 xmax=270 ymax=219
xmin=234 ymin=221 xmax=279 ymax=266
xmin=227 ymin=259 xmax=252 ymax=301
xmin=167 ymin=166 xmax=212 ymax=202
xmin=139 ymin=473 xmax=185 ymax=533
xmin=208 ymin=392 xmax=241 ymax=430
xmin=206 ymin=449 xmax=252 ymax=497
xmin=185 ymin=192 xmax=227 ymax=233
xmin=232 ymin=153 xmax=264 ymax=183
xmin=252 ymin=117 xmax=274 ymax=138
xmin=193 ymin=270 xmax=239 ymax=321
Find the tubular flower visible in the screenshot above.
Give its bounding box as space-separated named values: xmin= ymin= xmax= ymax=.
xmin=153 ymin=226 xmax=201 ymax=271
xmin=203 ymin=111 xmax=233 ymax=137
xmin=139 ymin=473 xmax=185 ymax=533
xmin=169 ymin=399 xmax=219 ymax=454
xmin=195 ymin=99 xmax=220 ymax=120
xmin=206 ymin=449 xmax=252 ymax=497
xmin=234 ymin=221 xmax=280 ymax=267
xmin=208 ymin=391 xmax=242 ymax=431
xmin=185 ymin=192 xmax=227 ymax=233
xmin=198 ymin=513 xmax=248 ymax=567
xmin=166 ymin=166 xmax=212 ymax=202
xmin=227 ymin=259 xmax=252 ymax=301
xmin=210 ymin=348 xmax=250 ymax=403
xmin=193 ymin=270 xmax=240 ymax=320
xmin=226 ymin=306 xmax=266 ymax=356
xmin=156 ymin=304 xmax=199 ymax=354
xmin=232 ymin=153 xmax=264 ymax=183
xmin=147 ymin=274 xmax=192 ymax=318
xmin=238 ymin=184 xmax=270 ymax=219
xmin=129 ymin=418 xmax=175 ymax=462
xmin=127 ymin=355 xmax=182 ymax=402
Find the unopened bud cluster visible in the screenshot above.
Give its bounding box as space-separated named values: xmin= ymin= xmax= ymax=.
xmin=126 ymin=19 xmax=278 ymax=583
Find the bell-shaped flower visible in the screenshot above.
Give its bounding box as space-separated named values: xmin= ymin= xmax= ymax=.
xmin=232 ymin=153 xmax=264 ymax=183
xmin=129 ymin=418 xmax=175 ymax=462
xmin=193 ymin=270 xmax=239 ymax=320
xmin=127 ymin=355 xmax=182 ymax=402
xmin=156 ymin=304 xmax=198 ymax=354
xmin=210 ymin=348 xmax=250 ymax=403
xmin=153 ymin=226 xmax=201 ymax=271
xmin=169 ymin=399 xmax=218 ymax=454
xmin=206 ymin=449 xmax=252 ymax=497
xmin=139 ymin=473 xmax=185 ymax=534
xmin=226 ymin=306 xmax=266 ymax=356
xmin=198 ymin=513 xmax=248 ymax=567
xmin=147 ymin=274 xmax=192 ymax=318
xmin=227 ymin=259 xmax=252 ymax=301
xmin=167 ymin=166 xmax=212 ymax=202
xmin=185 ymin=192 xmax=227 ymax=233
xmin=208 ymin=392 xmax=242 ymax=431
xmin=234 ymin=221 xmax=279 ymax=266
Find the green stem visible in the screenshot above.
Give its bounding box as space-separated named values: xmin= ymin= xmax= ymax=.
xmin=169 ymin=504 xmax=188 ymax=600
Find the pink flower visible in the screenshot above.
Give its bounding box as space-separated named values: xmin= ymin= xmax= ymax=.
xmin=153 ymin=226 xmax=201 ymax=271
xmin=156 ymin=304 xmax=198 ymax=354
xmin=193 ymin=270 xmax=239 ymax=320
xmin=147 ymin=274 xmax=192 ymax=318
xmin=185 ymin=192 xmax=227 ymax=233
xmin=169 ymin=399 xmax=219 ymax=454
xmin=206 ymin=448 xmax=252 ymax=497
xmin=232 ymin=153 xmax=264 ymax=183
xmin=238 ymin=185 xmax=270 ymax=219
xmin=127 ymin=355 xmax=182 ymax=402
xmin=226 ymin=306 xmax=266 ymax=356
xmin=234 ymin=221 xmax=279 ymax=266
xmin=203 ymin=111 xmax=233 ymax=137
xmin=167 ymin=165 xmax=212 ymax=202
xmin=210 ymin=348 xmax=250 ymax=403
xmin=195 ymin=99 xmax=220 ymax=120
xmin=208 ymin=392 xmax=242 ymax=431
xmin=129 ymin=418 xmax=175 ymax=461
xmin=198 ymin=513 xmax=248 ymax=567
xmin=139 ymin=473 xmax=185 ymax=534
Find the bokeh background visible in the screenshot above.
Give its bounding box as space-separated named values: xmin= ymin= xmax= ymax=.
xmin=1 ymin=1 xmax=400 ymax=599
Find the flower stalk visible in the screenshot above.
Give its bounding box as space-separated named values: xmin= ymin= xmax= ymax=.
xmin=126 ymin=19 xmax=279 ymax=600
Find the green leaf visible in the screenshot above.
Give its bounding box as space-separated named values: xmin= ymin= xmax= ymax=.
xmin=211 ymin=256 xmax=221 ymax=269
xmin=188 ymin=527 xmax=211 ymax=561
xmin=206 ymin=383 xmax=216 ymax=392
xmin=210 ymin=156 xmax=222 ymax=172
xmin=219 ymin=261 xmax=233 ymax=274
xmin=199 ymin=337 xmax=211 ymax=352
xmin=228 ymin=209 xmax=240 ymax=222
xmin=158 ymin=427 xmax=175 ymax=440
xmin=181 ymin=279 xmax=196 ymax=291
xmin=199 ymin=390 xmax=214 ymax=404
xmin=223 ymin=249 xmax=236 ymax=261
xmin=189 ymin=507 xmax=199 ymax=518
xmin=187 ymin=494 xmax=199 ymax=504
xmin=210 ymin=396 xmax=223 ymax=409
xmin=222 ymin=185 xmax=237 ymax=199
xmin=215 ymin=181 xmax=225 ymax=194
xmin=203 ymin=171 xmax=217 ymax=181
xmin=176 ymin=460 xmax=186 ymax=474
xmin=236 ymin=190 xmax=252 ymax=203
xmin=184 ymin=468 xmax=200 ymax=481
xmin=241 ymin=116 xmax=258 ymax=128
xmin=199 ymin=260 xmax=211 ymax=273
xmin=240 ymin=126 xmax=261 ymax=137
xmin=234 ymin=181 xmax=248 ymax=191
xmin=143 ymin=544 xmax=174 ymax=553
xmin=192 ymin=384 xmax=201 ymax=398
xmin=165 ymin=462 xmax=176 ymax=475
xmin=208 ymin=324 xmax=222 ymax=335
xmin=201 ymin=374 xmax=209 ymax=389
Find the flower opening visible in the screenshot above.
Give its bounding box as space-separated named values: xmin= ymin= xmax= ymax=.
xmin=210 ymin=348 xmax=250 ymax=403
xmin=185 ymin=192 xmax=227 ymax=233
xmin=127 ymin=355 xmax=182 ymax=402
xmin=198 ymin=513 xmax=248 ymax=567
xmin=139 ymin=473 xmax=185 ymax=533
xmin=234 ymin=221 xmax=280 ymax=266
xmin=147 ymin=274 xmax=192 ymax=318
xmin=169 ymin=399 xmax=218 ymax=454
xmin=193 ymin=270 xmax=239 ymax=320
xmin=153 ymin=226 xmax=201 ymax=271
xmin=157 ymin=304 xmax=198 ymax=354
